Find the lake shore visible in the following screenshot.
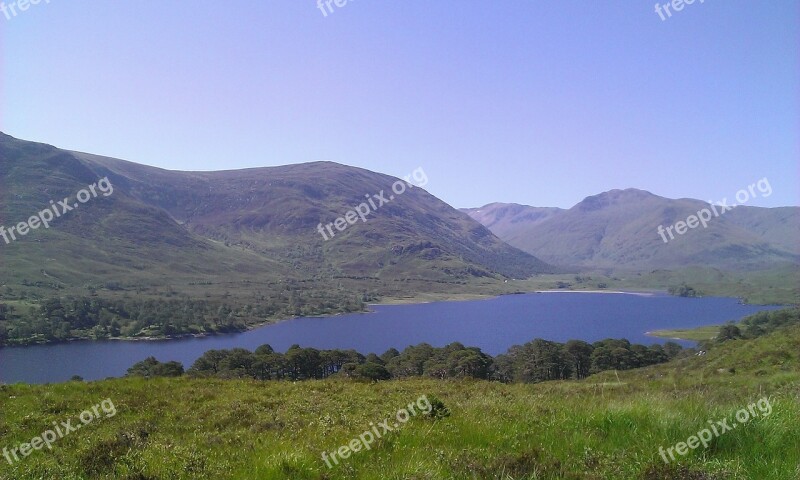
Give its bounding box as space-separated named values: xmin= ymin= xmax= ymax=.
xmin=533 ymin=290 xmax=656 ymax=296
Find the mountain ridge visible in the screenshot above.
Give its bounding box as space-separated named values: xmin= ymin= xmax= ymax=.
xmin=463 ymin=189 xmax=800 ymax=271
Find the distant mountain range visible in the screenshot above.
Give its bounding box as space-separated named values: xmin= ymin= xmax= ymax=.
xmin=0 ymin=132 xmax=551 ymax=303
xmin=463 ymin=189 xmax=800 ymax=271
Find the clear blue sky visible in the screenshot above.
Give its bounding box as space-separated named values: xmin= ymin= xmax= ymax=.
xmin=1 ymin=1 xmax=797 ymax=208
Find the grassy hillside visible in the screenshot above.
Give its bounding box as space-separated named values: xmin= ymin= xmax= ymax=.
xmin=1 ymin=325 xmax=798 ymax=479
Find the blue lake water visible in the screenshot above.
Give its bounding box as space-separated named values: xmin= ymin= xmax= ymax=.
xmin=0 ymin=292 xmax=781 ymax=384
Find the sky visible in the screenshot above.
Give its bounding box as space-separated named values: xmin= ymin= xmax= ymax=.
xmin=1 ymin=1 xmax=797 ymax=209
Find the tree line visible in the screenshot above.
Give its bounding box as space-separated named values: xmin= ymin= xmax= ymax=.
xmin=127 ymin=338 xmax=688 ymax=384
xmin=0 ymin=290 xmax=366 ymax=346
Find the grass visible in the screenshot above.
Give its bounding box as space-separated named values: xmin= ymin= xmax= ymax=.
xmin=648 ymin=326 xmax=721 ymax=341
xmin=1 ymin=326 xmax=798 ymax=479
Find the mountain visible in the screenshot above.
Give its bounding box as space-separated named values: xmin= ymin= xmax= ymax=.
xmin=459 ymin=203 xmax=564 ymax=240
xmin=463 ymin=189 xmax=800 ymax=271
xmin=0 ymin=132 xmax=551 ymax=306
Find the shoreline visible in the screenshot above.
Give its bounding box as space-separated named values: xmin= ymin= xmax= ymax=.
xmin=534 ymin=290 xmax=655 ymax=296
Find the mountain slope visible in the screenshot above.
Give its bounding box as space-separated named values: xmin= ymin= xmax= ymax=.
xmin=69 ymin=150 xmax=552 ymax=280
xmin=460 ymin=203 xmax=564 ymax=240
xmin=0 ymin=132 xmax=551 ymax=304
xmin=464 ymin=189 xmax=800 ymax=271
xmin=0 ymin=133 xmax=287 ymax=289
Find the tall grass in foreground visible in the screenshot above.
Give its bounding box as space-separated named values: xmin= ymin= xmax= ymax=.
xmin=0 ymin=375 xmax=797 ymax=479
